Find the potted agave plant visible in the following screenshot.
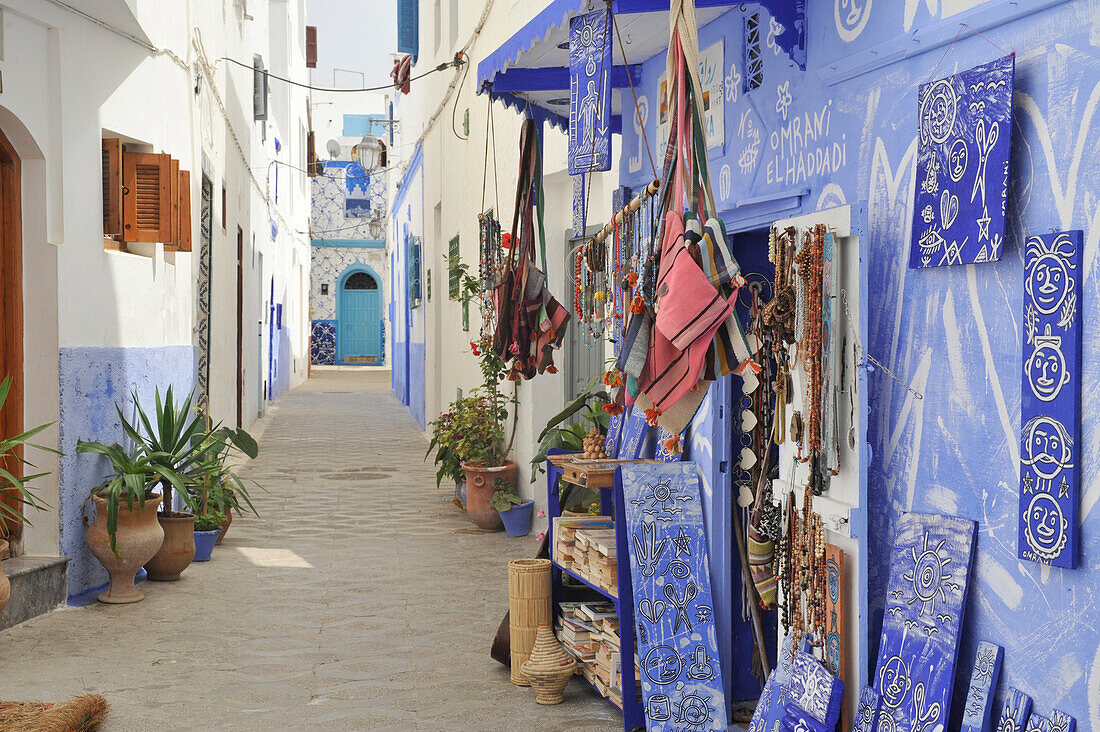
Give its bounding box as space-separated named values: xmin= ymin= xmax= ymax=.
xmin=0 ymin=375 xmax=56 ymax=615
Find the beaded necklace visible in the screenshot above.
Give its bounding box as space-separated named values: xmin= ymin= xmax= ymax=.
xmin=477 ymin=212 xmax=503 ymax=340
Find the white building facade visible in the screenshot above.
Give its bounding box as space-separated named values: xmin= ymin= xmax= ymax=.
xmin=0 ymin=0 xmax=311 ymax=618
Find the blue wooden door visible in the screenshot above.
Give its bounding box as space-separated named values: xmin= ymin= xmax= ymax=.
xmin=340 ymin=271 xmax=381 ymax=363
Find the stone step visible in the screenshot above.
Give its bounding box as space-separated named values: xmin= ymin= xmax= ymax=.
xmin=1 ymin=556 xmax=68 ymax=631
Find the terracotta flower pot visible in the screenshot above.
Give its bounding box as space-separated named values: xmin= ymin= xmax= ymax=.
xmin=463 ymin=461 xmax=516 ymax=532
xmin=144 ymin=513 xmax=197 ymax=581
xmin=86 ymin=494 xmax=164 ymax=604
xmin=216 ymin=505 xmax=233 ymax=545
xmin=0 ymin=539 xmax=9 ymax=617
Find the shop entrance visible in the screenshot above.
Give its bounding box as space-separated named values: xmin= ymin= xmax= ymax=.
xmin=564 ymin=228 xmax=603 ymax=402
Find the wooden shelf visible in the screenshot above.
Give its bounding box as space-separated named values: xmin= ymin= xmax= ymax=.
xmin=551 ymin=559 xmax=619 ymax=601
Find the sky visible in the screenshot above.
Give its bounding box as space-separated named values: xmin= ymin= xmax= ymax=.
xmin=307 ymin=0 xmax=398 ymax=89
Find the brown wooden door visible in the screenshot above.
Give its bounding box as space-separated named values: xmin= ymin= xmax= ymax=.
xmin=0 ymin=128 xmax=24 ymax=539
xmin=236 ymin=226 xmax=244 ymax=428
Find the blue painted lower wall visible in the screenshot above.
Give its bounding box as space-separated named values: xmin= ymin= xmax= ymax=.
xmin=59 ymin=346 xmax=197 ymax=602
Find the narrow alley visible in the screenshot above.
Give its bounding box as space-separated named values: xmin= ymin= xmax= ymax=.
xmin=0 ymin=370 xmax=618 ymax=731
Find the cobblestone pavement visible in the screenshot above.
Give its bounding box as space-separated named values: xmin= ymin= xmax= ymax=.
xmin=0 ymin=369 xmax=620 ymax=731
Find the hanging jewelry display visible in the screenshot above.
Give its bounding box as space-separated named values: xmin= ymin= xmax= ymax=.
xmin=477 ymin=212 xmax=503 ymax=341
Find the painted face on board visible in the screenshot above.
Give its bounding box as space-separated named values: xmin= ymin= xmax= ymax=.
xmin=948 ymin=139 xmax=968 ymax=182
xmin=1026 ymin=334 xmax=1070 ymax=403
xmin=1021 ymin=416 xmax=1072 ymax=480
xmin=1024 ymin=493 xmax=1069 ymax=559
xmin=1026 ymin=253 xmax=1071 ymax=314
xmin=879 ymin=656 xmax=912 ymax=710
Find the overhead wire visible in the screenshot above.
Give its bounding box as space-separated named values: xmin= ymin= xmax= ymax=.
xmin=218 ymin=55 xmax=464 ymax=93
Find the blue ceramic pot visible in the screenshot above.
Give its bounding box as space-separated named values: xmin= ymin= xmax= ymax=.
xmin=499 ymin=500 xmax=535 ymax=537
xmin=193 ymin=530 xmax=220 ymax=562
xmin=456 ymin=481 xmax=467 ymax=509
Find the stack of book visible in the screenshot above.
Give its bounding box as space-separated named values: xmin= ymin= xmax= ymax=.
xmin=573 ymin=529 xmax=617 ymax=594
xmin=556 ymin=602 xmax=640 ymax=709
xmin=553 ymin=515 xmax=613 ymax=574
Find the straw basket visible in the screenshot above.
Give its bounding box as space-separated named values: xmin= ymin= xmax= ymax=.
xmin=520 ymin=623 xmax=577 ymax=705
xmin=508 ymin=558 xmax=552 ymax=685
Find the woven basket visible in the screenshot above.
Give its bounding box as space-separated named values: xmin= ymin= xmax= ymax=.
xmin=520 ymin=623 xmax=577 ymax=705
xmin=508 ymin=558 xmax=552 ymax=685
xmin=0 ymin=694 xmax=109 ymax=731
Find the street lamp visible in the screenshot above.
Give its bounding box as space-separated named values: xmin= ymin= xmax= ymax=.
xmin=352 ymin=134 xmax=385 ymax=172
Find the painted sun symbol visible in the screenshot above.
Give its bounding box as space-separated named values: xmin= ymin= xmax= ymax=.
xmin=903 ymin=534 xmax=954 ymax=618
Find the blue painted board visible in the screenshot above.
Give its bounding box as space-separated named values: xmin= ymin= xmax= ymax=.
xmin=1026 ymin=713 xmax=1052 ymax=732
xmin=853 ymin=685 xmax=881 ymax=732
xmin=786 ymin=651 xmax=843 ymax=729
xmin=621 ymin=462 xmax=727 ymax=731
xmin=619 ymin=408 xmax=649 ymax=460
xmin=1049 ymin=710 xmax=1077 ymax=732
xmin=960 ymin=641 xmax=1003 ymax=732
xmin=568 ymin=9 xmax=611 ymax=175
xmin=873 ymin=512 xmax=977 ymax=732
xmin=909 ymin=55 xmax=1014 ymax=267
xmin=996 ymin=688 xmax=1032 ymax=732
xmin=748 ymin=632 xmax=803 ymax=732
xmin=1019 ymin=230 xmax=1081 ymax=568
xmin=605 ymin=412 xmax=624 ymax=457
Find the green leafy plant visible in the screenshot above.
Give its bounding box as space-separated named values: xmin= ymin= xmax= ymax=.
xmin=193 ymin=509 xmax=226 ymax=532
xmin=186 ymin=418 xmax=260 ymax=526
xmin=75 ymin=441 xmax=186 ymax=554
xmin=489 ymin=477 xmax=524 ymax=512
xmin=0 ymin=375 xmax=57 ymax=529
xmin=529 ymin=374 xmax=612 ymax=481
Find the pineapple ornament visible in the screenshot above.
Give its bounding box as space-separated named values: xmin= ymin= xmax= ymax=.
xmin=582 ymin=427 xmax=607 ymax=459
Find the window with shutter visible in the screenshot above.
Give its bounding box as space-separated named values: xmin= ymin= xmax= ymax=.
xmin=448 ymin=235 xmax=460 ymax=299
xmin=306 ymin=26 xmax=317 ymax=68
xmin=253 ymin=55 xmax=269 ymax=121
xmin=397 ymin=0 xmax=419 ymax=63
xmin=102 ymin=138 xmax=123 ymax=239
xmin=123 ymin=152 xmax=172 ymax=243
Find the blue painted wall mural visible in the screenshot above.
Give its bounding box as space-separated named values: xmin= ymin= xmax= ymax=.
xmin=568 ymin=9 xmax=612 ymax=175
xmin=311 ymin=320 xmax=336 ymax=365
xmin=611 ymin=1 xmax=1100 ymax=726
xmin=59 ymin=346 xmax=197 ymax=601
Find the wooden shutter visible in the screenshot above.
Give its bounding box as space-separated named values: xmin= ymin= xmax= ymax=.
xmin=102 ymin=138 xmax=123 ymax=238
xmin=166 ymin=157 xmax=180 ymax=248
xmin=177 ymin=170 xmax=192 ymax=252
xmin=305 ymin=26 xmax=317 ymax=68
xmin=123 ymin=152 xmax=172 ymax=243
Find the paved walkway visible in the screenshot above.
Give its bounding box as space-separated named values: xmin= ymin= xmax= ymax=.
xmin=0 ymin=369 xmax=620 ymax=731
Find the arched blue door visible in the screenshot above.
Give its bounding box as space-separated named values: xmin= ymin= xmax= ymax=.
xmin=340 ymin=271 xmax=382 ymax=363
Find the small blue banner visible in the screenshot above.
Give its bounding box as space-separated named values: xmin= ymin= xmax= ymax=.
xmin=569 ymin=9 xmax=612 ymax=175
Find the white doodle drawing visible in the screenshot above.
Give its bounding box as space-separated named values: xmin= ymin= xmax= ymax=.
xmin=789 ymin=653 xmax=835 ymax=723
xmin=676 ymin=692 xmax=714 ymax=729
xmin=643 ymin=644 xmax=683 ymax=685
xmin=910 ymin=682 xmax=943 ymax=732
xmin=725 ymin=63 xmax=741 ymax=103
xmin=878 ymin=655 xmax=913 ymax=711
xmin=1025 ymin=233 xmax=1077 ymax=324
xmin=948 ymin=139 xmax=969 ymax=182
xmin=687 ymin=646 xmax=716 ymax=681
xmin=672 ymin=527 xmax=693 ymax=556
xmin=1049 ymin=711 xmax=1075 ymax=732
xmin=766 ymin=17 xmax=785 ymax=56
xmin=940 ymin=189 xmax=959 ymax=229
xmin=941 ymin=235 xmax=968 ymax=265
xmin=776 ymin=81 xmax=793 ymax=122
xmin=628 ymin=95 xmax=649 ymax=174
xmin=920 ymin=157 xmax=940 ymax=195
xmin=920 ymin=205 xmax=935 ymax=224
xmin=1026 ymin=325 xmax=1071 ymax=402
xmin=920 ymin=79 xmax=958 ymax=145
xmin=694 ymin=604 xmax=713 ymax=624
xmin=738 ymin=110 xmax=761 ymax=175
xmin=971 ymin=118 xmax=999 ymax=205
xmin=968 ymin=100 xmax=986 ymax=115
xmin=835 ymin=0 xmax=872 ymax=42
xmin=633 ymin=522 xmax=668 ymax=577
xmin=639 ymin=597 xmax=666 ymax=624
xmin=646 ymin=694 xmax=672 ymax=721
xmin=976 ymin=206 xmax=992 ymax=242
xmin=1024 ymin=492 xmax=1069 ymax=560
xmin=903 ymin=533 xmax=957 ymax=620
xmin=719 ymin=164 xmax=732 ymax=201
xmin=664 ymin=582 xmax=698 ymax=634
xmin=1021 ymin=415 xmax=1073 ymax=483
xmin=664 ymin=558 xmax=692 ymax=579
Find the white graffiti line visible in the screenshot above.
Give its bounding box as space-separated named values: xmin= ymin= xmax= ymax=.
xmin=1090 ymin=643 xmax=1100 ymax=731
xmin=967 ymin=266 xmax=1020 ymax=468
xmin=1015 ymin=84 xmax=1100 ymax=231
xmin=869 ymin=135 xmax=918 ymax=447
